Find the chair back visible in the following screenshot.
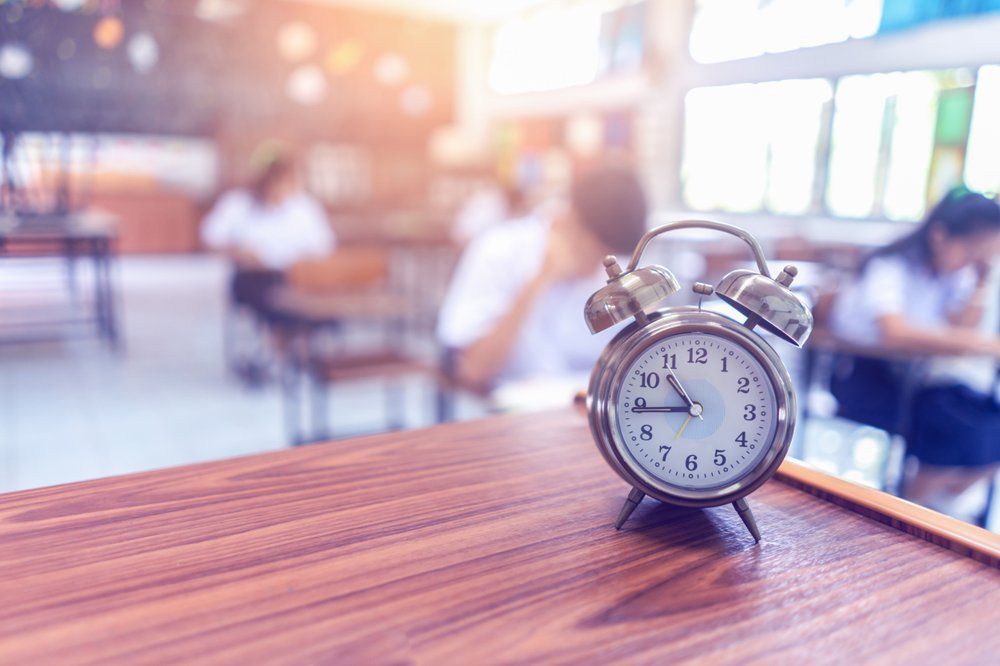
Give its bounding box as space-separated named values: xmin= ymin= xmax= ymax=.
xmin=287 ymin=246 xmax=390 ymax=292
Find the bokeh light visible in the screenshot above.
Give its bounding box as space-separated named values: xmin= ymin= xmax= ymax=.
xmin=52 ymin=0 xmax=87 ymax=11
xmin=93 ymin=16 xmax=125 ymax=50
xmin=57 ymin=37 xmax=77 ymax=61
xmin=399 ymin=84 xmax=432 ymax=116
xmin=325 ymin=40 xmax=364 ymax=76
xmin=127 ymin=32 xmax=159 ymax=73
xmin=0 ymin=43 xmax=33 ymax=80
xmin=286 ymin=64 xmax=327 ymax=105
xmin=373 ymin=52 xmax=409 ymax=87
xmin=276 ymin=21 xmax=317 ymax=63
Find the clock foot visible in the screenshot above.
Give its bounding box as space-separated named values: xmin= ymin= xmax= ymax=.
xmin=615 ymin=487 xmax=645 ymax=530
xmin=733 ymin=497 xmax=761 ymax=543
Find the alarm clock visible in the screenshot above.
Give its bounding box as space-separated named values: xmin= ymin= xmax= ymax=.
xmin=583 ymin=219 xmax=813 ymax=542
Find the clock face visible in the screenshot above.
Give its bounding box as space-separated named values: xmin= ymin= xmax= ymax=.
xmin=613 ymin=331 xmax=779 ymax=492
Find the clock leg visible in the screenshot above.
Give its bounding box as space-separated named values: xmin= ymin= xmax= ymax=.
xmin=733 ymin=497 xmax=761 ymax=543
xmin=615 ymin=487 xmax=645 ymax=530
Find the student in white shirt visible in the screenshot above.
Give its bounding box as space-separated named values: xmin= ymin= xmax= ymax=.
xmin=438 ymin=163 xmax=648 ymax=395
xmin=830 ymin=188 xmax=1000 ymax=517
xmin=202 ymin=150 xmax=334 ymax=315
xmin=202 ymin=149 xmax=334 ymax=384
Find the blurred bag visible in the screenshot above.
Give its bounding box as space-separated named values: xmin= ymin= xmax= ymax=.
xmin=907 ymin=384 xmax=1000 ymax=467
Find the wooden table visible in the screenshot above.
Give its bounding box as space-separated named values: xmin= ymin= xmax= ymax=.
xmin=1 ymin=410 xmax=998 ymax=664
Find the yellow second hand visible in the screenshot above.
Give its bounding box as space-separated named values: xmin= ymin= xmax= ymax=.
xmin=674 ymin=414 xmax=693 ymax=440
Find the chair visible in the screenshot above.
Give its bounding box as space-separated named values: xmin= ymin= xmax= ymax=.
xmin=267 ymin=246 xmax=459 ymax=445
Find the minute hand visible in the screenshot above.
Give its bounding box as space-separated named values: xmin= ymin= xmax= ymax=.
xmin=631 ymin=405 xmax=691 ymax=414
xmin=664 ymin=369 xmax=704 ymax=420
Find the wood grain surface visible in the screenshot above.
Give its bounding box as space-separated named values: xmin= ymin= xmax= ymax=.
xmin=0 ymin=409 xmax=997 ymax=665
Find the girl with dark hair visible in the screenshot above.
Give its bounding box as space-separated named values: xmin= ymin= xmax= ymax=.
xmin=203 ymin=148 xmax=335 ymax=314
xmin=202 ymin=147 xmax=335 ymax=383
xmin=830 ymin=187 xmax=1000 ymax=519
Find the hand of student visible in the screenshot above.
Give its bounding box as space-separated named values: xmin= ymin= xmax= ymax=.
xmin=973 ymin=259 xmax=993 ymax=287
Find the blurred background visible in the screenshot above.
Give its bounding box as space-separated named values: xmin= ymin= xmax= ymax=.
xmin=2 ymin=0 xmax=1000 ymax=531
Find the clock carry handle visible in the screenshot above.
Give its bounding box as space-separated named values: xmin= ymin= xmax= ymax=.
xmin=625 ymin=219 xmax=772 ymax=277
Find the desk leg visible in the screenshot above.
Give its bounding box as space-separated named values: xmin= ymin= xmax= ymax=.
xmin=93 ymin=238 xmax=120 ymax=351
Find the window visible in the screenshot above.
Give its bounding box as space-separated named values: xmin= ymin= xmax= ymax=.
xmin=682 ymin=79 xmax=832 ymax=214
xmin=489 ymin=1 xmax=645 ymax=95
xmin=306 ymin=144 xmax=372 ymax=205
xmin=826 ymin=69 xmax=973 ymax=219
xmin=690 ymin=0 xmax=883 ymax=64
xmin=682 ymin=67 xmax=1000 ymax=221
xmin=964 ymin=65 xmax=1000 ymax=196
xmin=5 ymin=133 xmax=218 ymax=212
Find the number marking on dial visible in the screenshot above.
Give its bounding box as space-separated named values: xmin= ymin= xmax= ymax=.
xmin=616 ymin=333 xmax=778 ymax=491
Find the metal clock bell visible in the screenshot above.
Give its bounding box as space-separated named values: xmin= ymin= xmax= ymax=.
xmin=584 ymin=220 xmax=813 ymax=542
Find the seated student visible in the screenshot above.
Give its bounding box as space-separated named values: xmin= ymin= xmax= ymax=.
xmin=829 ymin=188 xmax=1000 ymax=518
xmin=202 ymin=147 xmax=335 ymax=313
xmin=202 ymin=147 xmax=335 ymax=381
xmin=437 ymin=163 xmax=648 ymax=396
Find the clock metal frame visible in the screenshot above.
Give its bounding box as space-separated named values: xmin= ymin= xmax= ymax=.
xmin=588 ymin=306 xmax=796 ymax=509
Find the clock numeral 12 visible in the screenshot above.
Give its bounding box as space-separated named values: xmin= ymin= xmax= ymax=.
xmin=687 ymin=348 xmax=707 ymax=364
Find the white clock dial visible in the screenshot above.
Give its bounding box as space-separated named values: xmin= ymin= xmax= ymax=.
xmin=613 ymin=332 xmax=779 ymax=491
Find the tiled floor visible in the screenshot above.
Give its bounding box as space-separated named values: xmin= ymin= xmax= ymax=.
xmin=0 ymin=255 xmax=445 ymax=492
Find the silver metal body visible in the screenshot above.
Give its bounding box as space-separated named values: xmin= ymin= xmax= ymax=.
xmin=585 ymin=219 xmax=812 ymax=349
xmin=715 ymin=269 xmax=812 ymax=346
xmin=584 ymin=264 xmax=680 ymax=334
xmin=587 ymin=307 xmax=796 ymax=508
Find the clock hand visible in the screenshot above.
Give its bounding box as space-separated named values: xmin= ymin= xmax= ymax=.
xmin=674 ymin=413 xmax=693 ymax=439
xmin=630 ymin=405 xmax=690 ymax=413
xmin=663 ymin=369 xmax=704 ymax=420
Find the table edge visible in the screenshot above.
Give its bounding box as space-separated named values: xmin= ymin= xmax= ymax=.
xmin=776 ymin=458 xmax=1000 ymax=568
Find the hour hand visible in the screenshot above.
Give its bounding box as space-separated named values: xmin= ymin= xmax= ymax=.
xmin=664 ymin=372 xmax=703 ymax=420
xmin=665 ymin=373 xmax=692 ymax=405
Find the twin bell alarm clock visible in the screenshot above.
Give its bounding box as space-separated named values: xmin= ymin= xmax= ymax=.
xmin=583 ymin=219 xmax=813 ymax=542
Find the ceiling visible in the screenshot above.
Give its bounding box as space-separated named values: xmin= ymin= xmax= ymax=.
xmin=297 ymin=0 xmax=552 ymax=23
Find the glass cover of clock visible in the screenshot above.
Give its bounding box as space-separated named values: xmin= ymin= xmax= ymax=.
xmin=614 ymin=332 xmax=779 ymax=491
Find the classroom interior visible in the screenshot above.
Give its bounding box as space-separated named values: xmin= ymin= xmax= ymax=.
xmin=2 ymin=0 xmax=1000 ymax=538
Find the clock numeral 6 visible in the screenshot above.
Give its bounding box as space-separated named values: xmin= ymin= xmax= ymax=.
xmin=714 ymin=449 xmax=727 ymax=466
xmin=640 ymin=424 xmax=653 ymax=440
xmin=743 ymin=404 xmax=757 ymax=421
xmin=685 ymin=454 xmax=698 ymax=471
xmin=658 ymin=445 xmax=671 ymax=461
